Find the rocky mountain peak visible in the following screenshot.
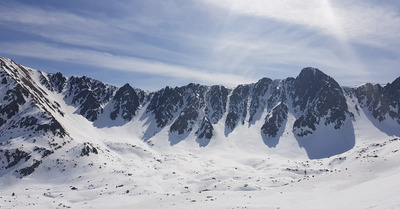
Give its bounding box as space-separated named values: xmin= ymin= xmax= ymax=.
xmin=292 ymin=67 xmax=349 ymax=136
xmin=110 ymin=83 xmax=139 ymax=121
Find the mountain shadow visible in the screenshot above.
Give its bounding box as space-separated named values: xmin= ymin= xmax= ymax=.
xmin=294 ymin=119 xmax=356 ymax=159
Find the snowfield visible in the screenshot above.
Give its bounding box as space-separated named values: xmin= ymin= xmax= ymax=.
xmin=0 ymin=138 xmax=399 ymax=209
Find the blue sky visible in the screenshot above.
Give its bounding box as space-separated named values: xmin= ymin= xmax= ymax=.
xmin=1 ymin=0 xmax=399 ymax=90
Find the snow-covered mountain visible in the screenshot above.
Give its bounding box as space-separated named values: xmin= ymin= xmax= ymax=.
xmin=1 ymin=56 xmax=400 ymax=167
xmin=1 ymin=57 xmax=400 ymax=208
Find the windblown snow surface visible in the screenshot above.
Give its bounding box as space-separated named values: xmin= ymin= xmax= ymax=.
xmin=0 ymin=60 xmax=399 ymax=208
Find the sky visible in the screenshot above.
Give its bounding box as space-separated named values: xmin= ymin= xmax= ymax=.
xmin=0 ymin=0 xmax=400 ymax=90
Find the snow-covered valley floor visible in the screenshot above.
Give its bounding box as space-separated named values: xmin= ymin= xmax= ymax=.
xmin=1 ymin=136 xmax=399 ymax=209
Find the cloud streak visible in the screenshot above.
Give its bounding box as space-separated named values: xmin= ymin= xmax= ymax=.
xmin=0 ymin=42 xmax=254 ymax=87
xmin=202 ymin=0 xmax=400 ymax=49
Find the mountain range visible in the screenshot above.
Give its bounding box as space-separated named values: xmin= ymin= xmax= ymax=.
xmin=0 ymin=56 xmax=399 ymax=179
xmin=1 ymin=56 xmax=400 ymax=208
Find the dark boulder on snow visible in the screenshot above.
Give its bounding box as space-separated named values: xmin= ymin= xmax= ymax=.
xmin=80 ymin=143 xmax=99 ymax=157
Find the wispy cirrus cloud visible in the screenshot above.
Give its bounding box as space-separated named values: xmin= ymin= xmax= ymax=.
xmin=0 ymin=42 xmax=254 ymax=87
xmin=202 ymin=0 xmax=400 ymax=48
xmin=200 ymin=0 xmax=400 ymax=84
xmin=0 ymin=0 xmax=399 ymax=90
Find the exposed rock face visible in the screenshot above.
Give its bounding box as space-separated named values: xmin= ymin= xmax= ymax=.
xmin=169 ymin=83 xmax=207 ymax=136
xmin=41 ymin=72 xmax=66 ymax=93
xmin=261 ymin=102 xmax=288 ymax=138
xmin=110 ymin=83 xmax=140 ymax=121
xmin=205 ymin=85 xmax=229 ymax=124
xmin=146 ymin=83 xmax=229 ymax=144
xmin=147 ymin=86 xmax=184 ymax=128
xmin=260 ymin=79 xmax=289 ymax=140
xmin=354 ymin=77 xmax=400 ymax=123
xmin=196 ymin=116 xmax=214 ymax=140
xmin=225 ymin=84 xmax=251 ymax=134
xmin=65 ymin=76 xmax=115 ymax=121
xmin=249 ymin=78 xmax=273 ymax=124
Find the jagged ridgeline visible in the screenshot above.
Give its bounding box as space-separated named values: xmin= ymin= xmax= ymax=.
xmin=0 ymin=56 xmax=399 ymax=170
